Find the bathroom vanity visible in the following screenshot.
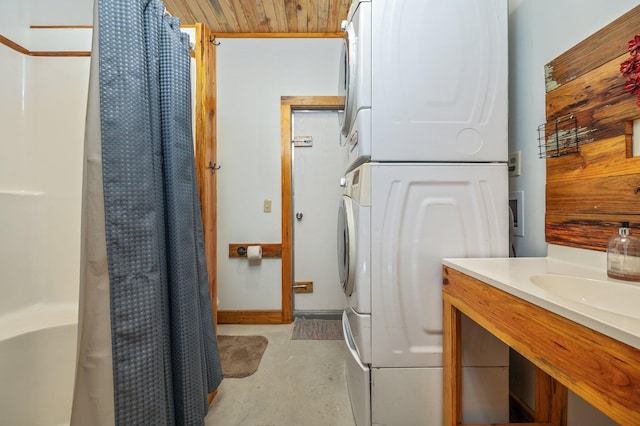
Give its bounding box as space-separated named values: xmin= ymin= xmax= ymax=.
xmin=441 ymin=251 xmax=640 ymax=426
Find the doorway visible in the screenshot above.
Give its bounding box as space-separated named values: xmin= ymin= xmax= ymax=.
xmin=280 ymin=96 xmax=344 ymax=323
xmin=291 ymin=109 xmax=346 ymax=315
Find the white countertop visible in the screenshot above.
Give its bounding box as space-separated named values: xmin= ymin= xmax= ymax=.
xmin=443 ymin=245 xmax=640 ymax=350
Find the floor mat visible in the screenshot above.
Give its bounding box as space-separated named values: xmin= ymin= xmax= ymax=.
xmin=291 ymin=318 xmax=344 ymax=340
xmin=217 ymin=335 xmax=268 ymax=378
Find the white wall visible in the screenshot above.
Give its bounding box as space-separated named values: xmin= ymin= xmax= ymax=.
xmin=216 ymin=38 xmax=342 ymax=310
xmin=508 ymin=1 xmax=637 ymax=423
xmin=0 ymin=25 xmax=91 ymax=316
xmin=0 ymin=0 xmax=29 ymax=45
xmin=0 ymin=0 xmax=92 ymax=46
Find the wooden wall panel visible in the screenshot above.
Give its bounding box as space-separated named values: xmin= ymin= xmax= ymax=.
xmin=544 ymin=5 xmax=640 ymax=92
xmin=547 ymin=174 xmax=640 ymax=214
xmin=545 ymin=5 xmax=640 ymax=251
xmin=546 ymin=213 xmax=640 ymax=252
xmin=546 ymin=136 xmax=633 ymax=181
xmin=545 ymin=55 xmax=635 ymax=144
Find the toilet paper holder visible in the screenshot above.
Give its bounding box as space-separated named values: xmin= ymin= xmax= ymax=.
xmin=228 ymin=243 xmax=282 ymax=259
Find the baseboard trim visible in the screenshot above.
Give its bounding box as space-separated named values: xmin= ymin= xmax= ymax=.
xmin=292 ymin=310 xmax=343 ymax=320
xmin=217 ymin=310 xmax=285 ymax=324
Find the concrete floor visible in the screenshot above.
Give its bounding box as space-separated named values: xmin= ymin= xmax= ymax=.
xmin=205 ymin=323 xmax=356 ymax=426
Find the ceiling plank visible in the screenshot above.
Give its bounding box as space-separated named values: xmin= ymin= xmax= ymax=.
xmin=329 ymin=0 xmax=349 ymax=33
xmin=271 ymin=0 xmax=289 ymax=33
xmin=230 ymin=0 xmax=252 ymax=32
xmin=219 ymin=0 xmax=243 ymax=32
xmin=187 ymin=0 xmax=224 ymax=31
xmin=307 ymin=0 xmax=318 ymax=32
xmin=296 ymin=0 xmax=309 ymax=32
xmin=316 ymin=0 xmax=329 ymax=32
xmin=240 ymin=0 xmax=270 ymax=33
xmin=164 ymin=0 xmax=348 ymax=34
xmin=259 ymin=0 xmax=278 ymax=32
xmin=213 ymin=32 xmax=342 ymax=38
xmin=165 ymin=0 xmax=193 ymax=23
xmin=284 ymin=0 xmax=298 ymax=32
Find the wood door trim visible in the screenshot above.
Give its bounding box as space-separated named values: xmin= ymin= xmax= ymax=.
xmin=194 ymin=23 xmax=218 ymax=325
xmin=280 ymin=96 xmax=344 ymax=324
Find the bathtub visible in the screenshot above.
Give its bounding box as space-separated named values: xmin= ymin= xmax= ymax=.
xmin=0 ymin=304 xmax=78 ymax=426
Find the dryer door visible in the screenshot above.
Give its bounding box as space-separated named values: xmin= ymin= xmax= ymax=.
xmin=338 ymin=35 xmax=349 ymax=130
xmin=337 ymin=195 xmax=356 ymax=296
xmin=340 ymin=20 xmax=357 ymax=137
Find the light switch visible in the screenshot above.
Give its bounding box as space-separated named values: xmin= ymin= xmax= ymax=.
xmin=264 ymin=199 xmax=272 ymax=213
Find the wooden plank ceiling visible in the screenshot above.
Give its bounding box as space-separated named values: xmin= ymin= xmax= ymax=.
xmin=164 ymin=0 xmax=350 ymax=35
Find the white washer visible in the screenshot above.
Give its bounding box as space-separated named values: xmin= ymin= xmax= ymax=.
xmin=338 ymin=162 xmax=510 ymax=425
xmin=340 ymin=0 xmax=508 ymax=171
xmin=338 ymin=165 xmax=372 ymax=365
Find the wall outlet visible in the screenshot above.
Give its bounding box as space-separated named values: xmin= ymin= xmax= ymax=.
xmin=263 ymin=199 xmax=272 ymax=213
xmin=508 ymin=151 xmax=521 ymax=177
xmin=509 ymin=191 xmax=524 ymax=237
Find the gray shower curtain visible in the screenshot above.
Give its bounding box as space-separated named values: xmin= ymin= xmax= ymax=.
xmin=72 ymin=0 xmax=223 ymax=424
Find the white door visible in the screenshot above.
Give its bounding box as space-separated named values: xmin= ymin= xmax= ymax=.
xmin=292 ymin=110 xmax=347 ymax=312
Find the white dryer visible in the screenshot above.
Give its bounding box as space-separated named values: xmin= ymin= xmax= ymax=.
xmin=339 ymin=0 xmax=508 ymax=171
xmin=338 ymin=0 xmax=371 ymax=139
xmin=338 ymin=162 xmax=510 ymax=425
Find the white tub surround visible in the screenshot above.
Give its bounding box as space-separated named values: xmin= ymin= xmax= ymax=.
xmin=0 ymin=20 xmax=91 ymax=426
xmin=0 ymin=304 xmax=78 ymax=426
xmin=442 ymin=245 xmax=640 ymax=425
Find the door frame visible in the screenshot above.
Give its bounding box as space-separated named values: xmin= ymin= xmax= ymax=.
xmin=193 ymin=23 xmax=218 ymax=325
xmin=280 ymin=96 xmax=344 ymax=323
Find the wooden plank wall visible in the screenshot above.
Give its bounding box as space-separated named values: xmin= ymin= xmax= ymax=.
xmin=545 ymin=5 xmax=640 ymax=251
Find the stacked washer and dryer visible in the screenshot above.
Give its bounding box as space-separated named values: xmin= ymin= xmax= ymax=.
xmin=336 ymin=0 xmax=510 ymax=425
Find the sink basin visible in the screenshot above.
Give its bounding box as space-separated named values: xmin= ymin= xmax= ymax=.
xmin=530 ymin=273 xmax=640 ymax=320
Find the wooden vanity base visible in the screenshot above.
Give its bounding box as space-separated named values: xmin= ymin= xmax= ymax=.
xmin=442 ymin=266 xmax=640 ymax=426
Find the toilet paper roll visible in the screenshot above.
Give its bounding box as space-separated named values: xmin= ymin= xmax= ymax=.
xmin=247 ymin=245 xmax=262 ymax=260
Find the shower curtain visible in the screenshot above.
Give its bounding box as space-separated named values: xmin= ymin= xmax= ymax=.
xmin=71 ymin=0 xmax=223 ymax=424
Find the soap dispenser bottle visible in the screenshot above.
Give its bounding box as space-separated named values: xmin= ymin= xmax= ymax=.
xmin=607 ymin=222 xmax=640 ymax=281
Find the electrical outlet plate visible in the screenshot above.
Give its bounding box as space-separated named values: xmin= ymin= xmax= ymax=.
xmin=264 ymin=199 xmax=272 ymax=213
xmin=509 ymin=191 xmax=524 ymax=237
xmin=508 ymin=151 xmax=521 ymax=177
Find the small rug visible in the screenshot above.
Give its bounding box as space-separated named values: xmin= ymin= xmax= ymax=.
xmin=291 ymin=318 xmax=344 ymax=340
xmin=217 ymin=335 xmax=268 ymax=378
